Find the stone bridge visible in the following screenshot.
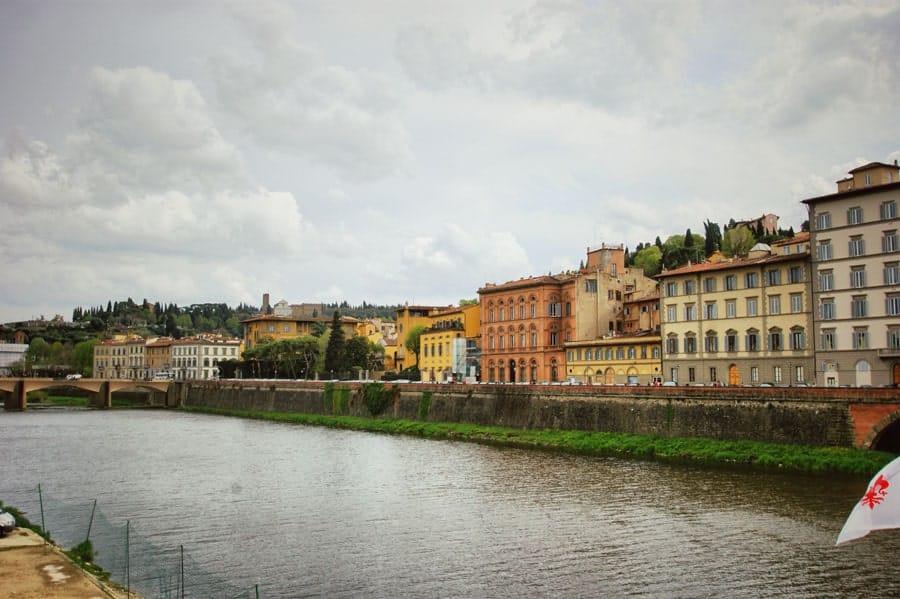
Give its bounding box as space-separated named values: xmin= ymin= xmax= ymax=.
xmin=0 ymin=377 xmax=176 ymax=410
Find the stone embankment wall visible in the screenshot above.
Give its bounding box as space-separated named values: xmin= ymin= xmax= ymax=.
xmin=178 ymin=381 xmax=899 ymax=448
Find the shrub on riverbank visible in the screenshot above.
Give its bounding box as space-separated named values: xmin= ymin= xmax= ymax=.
xmin=180 ymin=406 xmax=895 ymax=477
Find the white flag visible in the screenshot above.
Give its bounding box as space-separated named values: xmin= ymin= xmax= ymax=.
xmin=836 ymin=456 xmax=900 ymax=545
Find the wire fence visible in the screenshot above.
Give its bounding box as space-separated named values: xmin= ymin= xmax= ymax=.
xmin=1 ymin=485 xmax=258 ymax=599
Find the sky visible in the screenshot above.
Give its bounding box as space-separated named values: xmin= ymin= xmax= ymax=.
xmin=1 ymin=0 xmax=899 ymax=323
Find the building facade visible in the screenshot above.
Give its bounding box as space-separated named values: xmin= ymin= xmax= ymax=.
xmin=564 ymin=332 xmax=662 ymax=385
xmin=657 ymin=235 xmax=815 ymax=386
xmin=479 ymin=274 xmax=573 ymax=383
xmin=418 ymin=303 xmax=480 ymax=382
xmin=803 ymin=161 xmax=900 ymax=387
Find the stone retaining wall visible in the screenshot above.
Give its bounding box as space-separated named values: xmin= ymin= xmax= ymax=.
xmin=183 ymin=381 xmax=864 ymax=447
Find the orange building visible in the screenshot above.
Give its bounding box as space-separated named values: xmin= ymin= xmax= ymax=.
xmin=478 ymin=275 xmax=574 ymax=383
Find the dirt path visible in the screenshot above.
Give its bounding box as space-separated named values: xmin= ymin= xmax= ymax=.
xmin=0 ymin=528 xmax=131 ymax=598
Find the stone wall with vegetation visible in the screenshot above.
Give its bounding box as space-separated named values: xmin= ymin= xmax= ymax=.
xmin=183 ymin=381 xmax=871 ymax=447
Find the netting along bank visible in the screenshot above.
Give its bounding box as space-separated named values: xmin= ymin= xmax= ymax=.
xmin=1 ymin=485 xmax=259 ymax=598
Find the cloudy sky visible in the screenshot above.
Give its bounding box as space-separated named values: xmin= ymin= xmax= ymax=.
xmin=1 ymin=1 xmax=898 ymax=323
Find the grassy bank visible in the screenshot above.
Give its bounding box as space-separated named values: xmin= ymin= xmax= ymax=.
xmin=181 ymin=405 xmax=895 ymax=477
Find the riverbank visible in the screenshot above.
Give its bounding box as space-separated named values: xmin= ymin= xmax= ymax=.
xmin=0 ymin=526 xmax=130 ymax=598
xmin=181 ymin=405 xmax=895 ymax=476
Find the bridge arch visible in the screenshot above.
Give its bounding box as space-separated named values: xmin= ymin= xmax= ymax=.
xmin=860 ymin=408 xmax=900 ymax=452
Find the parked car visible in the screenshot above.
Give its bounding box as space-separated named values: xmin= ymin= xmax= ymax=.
xmin=66 ymin=373 xmax=82 ymax=380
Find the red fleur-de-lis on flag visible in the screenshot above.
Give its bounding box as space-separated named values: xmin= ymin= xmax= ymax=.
xmin=861 ymin=474 xmax=890 ymax=509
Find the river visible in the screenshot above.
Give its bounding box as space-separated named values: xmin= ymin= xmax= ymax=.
xmin=1 ymin=408 xmax=898 ymax=598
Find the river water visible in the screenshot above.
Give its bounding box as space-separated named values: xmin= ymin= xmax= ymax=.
xmin=1 ymin=408 xmax=898 ymax=598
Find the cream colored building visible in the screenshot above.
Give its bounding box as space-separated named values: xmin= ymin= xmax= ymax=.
xmin=657 ymin=235 xmax=815 ymax=386
xmin=804 ymin=161 xmax=900 ymax=387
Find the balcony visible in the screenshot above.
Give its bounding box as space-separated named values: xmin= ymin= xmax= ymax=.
xmin=878 ymin=347 xmax=900 ymax=358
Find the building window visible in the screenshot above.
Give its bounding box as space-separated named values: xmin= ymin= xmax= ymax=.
xmin=666 ymin=305 xmax=677 ymax=322
xmin=725 ymin=300 xmax=736 ymax=318
xmin=489 ymin=336 xmax=495 ymax=350
xmin=767 ymin=269 xmax=782 ymax=285
xmin=790 ymin=293 xmax=803 ymax=313
xmin=820 ymin=299 xmax=835 ymax=320
xmin=666 ymin=282 xmax=678 ymax=296
xmin=509 ymin=334 xmax=515 ymax=349
xmin=499 ymin=336 xmax=505 ymax=349
xmin=881 ymin=201 xmax=897 ymax=220
xmin=821 ymin=328 xmax=836 ymax=351
xmin=851 ymin=295 xmax=868 ymax=318
xmin=750 ymin=367 xmax=759 ymax=383
xmin=790 ymin=328 xmax=806 ymax=350
xmin=774 ymin=366 xmax=783 ymax=383
xmin=531 ymin=331 xmax=537 ymax=347
xmin=549 ymin=332 xmax=558 ymax=345
xmin=885 ymin=262 xmax=900 ymax=285
xmin=848 ymin=206 xmax=864 ymax=225
xmin=520 ymin=332 xmax=526 ymax=347
xmin=817 ymin=240 xmax=833 ymax=261
xmin=816 ymin=212 xmax=832 ymax=230
xmin=499 ymin=307 xmax=505 ymax=321
xmin=703 ymin=277 xmax=717 ymax=292
xmin=795 ymin=366 xmax=805 ymax=383
xmin=616 ymin=348 xmax=625 ymax=359
xmin=704 ymin=332 xmax=718 ymax=352
xmin=818 ymin=270 xmax=834 ymax=292
xmin=684 ymin=303 xmax=696 ymax=321
xmin=768 ymin=328 xmax=783 ymax=351
xmin=887 ymin=327 xmax=900 ymax=351
xmin=746 ymin=297 xmax=758 ymax=317
xmin=768 ymin=295 xmax=781 ymax=315
xmin=704 ymin=302 xmax=718 ymax=319
xmin=745 ymin=272 xmax=759 ymax=288
xmin=746 ymin=330 xmax=760 ymax=352
xmin=627 ymin=347 xmax=636 ymax=359
xmin=725 ymin=331 xmax=738 ymax=352
xmin=548 ymin=303 xmax=561 ymax=317
xmin=789 ymin=266 xmax=803 ymax=283
xmin=489 ymin=308 xmax=495 ymax=322
xmin=652 ymin=347 xmax=661 ymax=359
xmin=688 ymin=367 xmax=696 ymax=383
xmin=530 ymin=301 xmax=536 ymax=318
xmin=666 ymin=336 xmax=679 ymax=354
xmin=886 ymin=294 xmax=900 ymax=316
xmin=850 ymin=266 xmax=867 ymax=289
xmin=585 ymin=279 xmax=598 ymax=293
xmin=849 ymin=236 xmax=865 ymax=257
xmin=852 ymin=327 xmax=869 ymax=350
xmin=883 ymin=230 xmax=898 ymax=253
xmin=584 ymin=348 xmax=593 ymax=360
xmin=725 ymin=275 xmax=737 ymax=291
xmin=683 ymin=280 xmax=696 ymax=295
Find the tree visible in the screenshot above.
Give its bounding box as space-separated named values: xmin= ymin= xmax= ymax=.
xmin=405 ymin=325 xmax=428 ymax=368
xmin=459 ymin=298 xmax=478 ymax=306
xmin=721 ymin=225 xmax=756 ymax=257
xmin=703 ymin=219 xmax=722 ymax=256
xmin=632 ymin=245 xmax=663 ymax=277
xmin=324 ymin=311 xmax=345 ymax=377
xmin=72 ymin=338 xmax=98 ymax=376
xmin=344 ymin=336 xmax=375 ymax=375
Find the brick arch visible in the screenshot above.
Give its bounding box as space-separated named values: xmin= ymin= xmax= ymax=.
xmin=853 ymin=403 xmax=900 ymax=449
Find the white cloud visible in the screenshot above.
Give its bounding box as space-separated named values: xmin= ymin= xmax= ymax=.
xmin=209 ymin=1 xmax=412 ymax=181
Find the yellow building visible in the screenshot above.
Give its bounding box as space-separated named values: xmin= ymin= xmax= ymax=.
xmin=418 ymin=304 xmax=481 ymax=382
xmin=565 ymin=332 xmax=662 ymax=385
xmin=241 ymin=314 xmax=327 ymax=350
xmin=657 ymin=234 xmax=814 ymax=386
xmin=393 ymin=304 xmax=447 ymax=372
